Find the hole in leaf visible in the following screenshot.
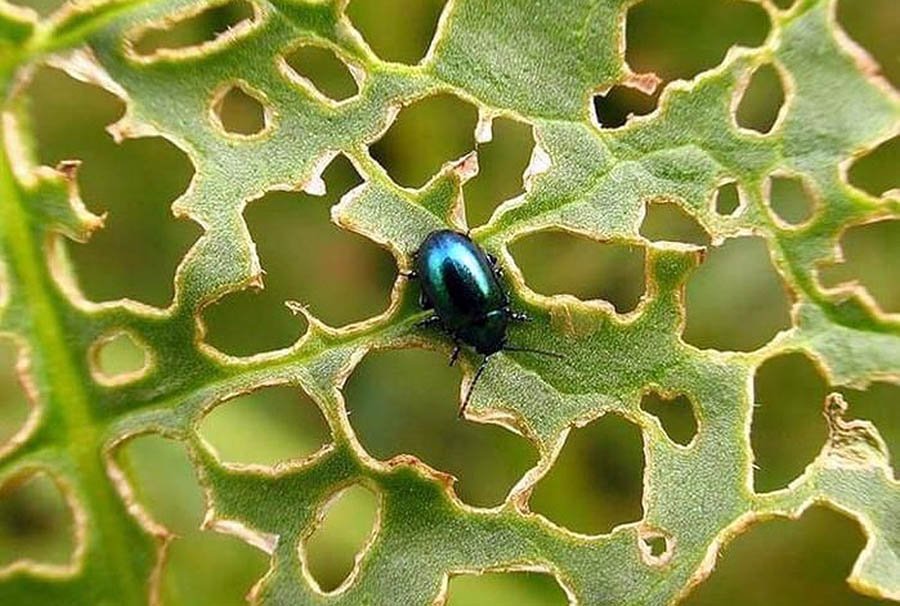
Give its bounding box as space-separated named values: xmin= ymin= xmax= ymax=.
xmin=770 ymin=0 xmax=795 ymax=9
xmin=0 ymin=472 xmax=75 ymax=568
xmin=370 ymin=93 xmax=477 ymax=188
xmin=767 ymin=174 xmax=815 ymax=226
xmin=118 ymin=435 xmax=204 ymax=535
xmin=640 ymin=201 xmax=710 ymax=246
xmin=344 ymin=349 xmax=537 ymax=508
xmin=735 ymin=63 xmax=785 ymax=135
xmin=0 ymin=339 xmax=29 ymax=449
xmin=463 ymin=118 xmax=533 ymax=227
xmin=282 ymin=43 xmax=360 ymax=102
xmin=245 ymin=156 xmax=394 ymax=326
xmin=131 ymin=0 xmax=255 ymax=56
xmin=640 ymin=391 xmax=698 ymax=446
xmin=302 ymin=483 xmax=378 ymax=593
xmin=645 ymin=536 xmax=666 ymax=556
xmin=639 ymin=532 xmax=671 ymax=564
xmin=204 ymin=156 xmax=393 ymax=356
xmin=446 ymin=570 xmax=569 ymax=605
xmin=90 ymin=331 xmax=149 ymax=385
xmin=163 ymin=531 xmax=268 ymax=606
xmin=681 ymin=507 xmax=884 ymax=605
xmin=841 ymin=382 xmax=899 ymax=473
xmin=846 ymin=135 xmax=899 ymax=198
xmin=593 ymin=85 xmax=659 ymax=128
xmin=212 ymin=84 xmax=268 ymax=136
xmin=510 ymin=231 xmax=645 ymax=313
xmin=346 ymin=0 xmax=446 ymax=65
xmin=713 ymin=181 xmax=742 ymax=216
xmin=200 ymin=385 xmax=330 ymax=467
xmin=751 ymin=353 xmax=828 ymax=493
xmin=119 ymin=434 xmax=267 ymax=604
xmin=818 ymin=219 xmax=900 ymax=313
xmin=683 ymin=236 xmax=791 ymax=351
xmin=836 ymin=0 xmax=900 ymax=89
xmin=531 ymin=413 xmax=644 ymax=535
xmin=202 ymin=287 xmax=307 ymax=357
xmin=28 ymin=67 xmax=199 ymax=308
xmin=626 ymin=0 xmax=770 ymax=82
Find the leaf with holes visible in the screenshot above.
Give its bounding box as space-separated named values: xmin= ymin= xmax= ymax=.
xmin=0 ymin=0 xmax=898 ymax=604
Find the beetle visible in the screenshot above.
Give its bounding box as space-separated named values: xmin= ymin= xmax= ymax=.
xmin=407 ymin=229 xmax=560 ymax=416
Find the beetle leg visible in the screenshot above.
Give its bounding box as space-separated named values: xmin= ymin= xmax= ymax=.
xmin=507 ymin=309 xmax=530 ymax=323
xmin=487 ymin=253 xmax=504 ymax=278
xmin=416 ymin=314 xmax=443 ymax=330
xmin=459 ymin=356 xmax=490 ymax=417
xmin=448 ymin=344 xmax=461 ymax=366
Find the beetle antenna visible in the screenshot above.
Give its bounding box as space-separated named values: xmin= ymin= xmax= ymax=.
xmin=502 ymin=345 xmax=564 ymax=359
xmin=459 ymin=357 xmax=489 ymax=418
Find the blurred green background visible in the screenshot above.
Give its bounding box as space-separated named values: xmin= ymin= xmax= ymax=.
xmin=1 ymin=0 xmax=898 ymax=604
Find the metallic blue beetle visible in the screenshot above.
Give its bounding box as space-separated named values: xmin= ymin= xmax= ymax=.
xmin=410 ymin=229 xmax=559 ymax=415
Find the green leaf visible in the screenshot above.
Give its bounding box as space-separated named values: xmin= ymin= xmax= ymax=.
xmin=0 ymin=0 xmax=897 ymax=604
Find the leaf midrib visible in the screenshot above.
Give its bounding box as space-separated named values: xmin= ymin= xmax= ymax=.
xmin=0 ymin=120 xmax=148 ymax=603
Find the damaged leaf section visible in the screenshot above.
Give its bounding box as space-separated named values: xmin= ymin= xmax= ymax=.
xmin=682 ymin=237 xmax=791 ymax=351
xmin=734 ymin=63 xmax=786 ymax=135
xmin=130 ymin=0 xmax=256 ymax=58
xmin=369 ymin=93 xmax=477 ymax=188
xmin=766 ymin=174 xmax=816 ymax=227
xmin=163 ymin=530 xmax=267 ymax=606
xmin=839 ymin=383 xmax=900 ymax=472
xmin=301 ymin=483 xmax=379 ymax=594
xmin=530 ymin=413 xmax=644 ymax=535
xmin=445 ymin=570 xmax=569 ymax=605
xmin=638 ymin=530 xmax=672 ymax=566
xmin=347 ymin=0 xmax=447 ymax=65
xmin=281 ymin=43 xmax=361 ymax=103
xmin=681 ymin=507 xmax=883 ymax=605
xmin=89 ymin=331 xmax=150 ymax=386
xmin=242 ymin=156 xmax=395 ymax=328
xmin=593 ymin=85 xmax=659 ymax=129
xmin=27 ymin=66 xmax=199 ymax=308
xmin=200 ymin=385 xmax=331 ymax=467
xmin=822 ymin=393 xmax=890 ymax=469
xmin=464 ymin=117 xmax=533 ymax=226
xmin=344 ymin=349 xmax=537 ymax=507
xmin=626 ymin=0 xmax=770 ymax=82
xmin=201 ymin=286 xmax=308 ymax=356
xmin=118 ymin=435 xmax=205 ymax=537
xmin=211 ymin=83 xmax=270 ymax=137
xmin=118 ymin=435 xmax=266 ymax=603
xmin=713 ymin=181 xmax=742 ymax=216
xmin=640 ymin=390 xmax=699 ymax=447
xmin=640 ymin=200 xmax=710 ymax=246
xmin=751 ymin=353 xmax=829 ymax=493
xmin=845 ymin=135 xmax=899 ymax=198
xmin=0 ymin=471 xmax=77 ymax=571
xmin=511 ymin=231 xmax=646 ymax=313
xmin=818 ymin=218 xmax=900 ymax=313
